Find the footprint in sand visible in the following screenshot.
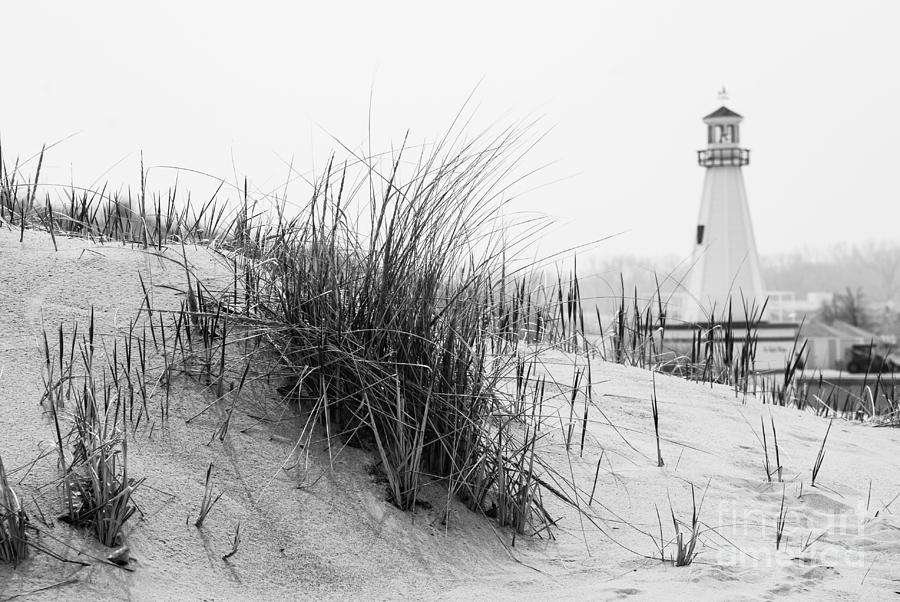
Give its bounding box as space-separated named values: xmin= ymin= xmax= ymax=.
xmin=798 ymin=492 xmax=852 ymax=516
xmin=611 ymin=587 xmax=641 ymax=598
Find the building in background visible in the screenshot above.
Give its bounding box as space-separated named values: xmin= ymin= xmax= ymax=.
xmin=801 ymin=319 xmax=880 ymax=370
xmin=765 ymin=291 xmax=835 ymax=322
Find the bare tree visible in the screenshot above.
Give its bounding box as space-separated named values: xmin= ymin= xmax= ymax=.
xmin=854 ymin=240 xmax=900 ymax=303
xmin=818 ymin=287 xmax=873 ymax=329
xmin=763 ymin=239 xmax=900 ymax=305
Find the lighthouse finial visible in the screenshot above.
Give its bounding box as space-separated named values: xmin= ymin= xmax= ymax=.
xmin=717 ymin=86 xmax=729 ymax=103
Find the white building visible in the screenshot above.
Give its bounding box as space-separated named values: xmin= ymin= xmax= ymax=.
xmin=765 ymin=291 xmax=834 ymax=322
xmin=683 ymin=105 xmax=766 ymax=322
xmin=665 ymin=101 xmax=800 ymax=371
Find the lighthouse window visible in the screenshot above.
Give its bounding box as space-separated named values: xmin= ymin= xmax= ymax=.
xmin=707 ymin=125 xmax=714 ymax=143
xmin=696 ymin=225 xmax=705 ymax=244
xmin=714 ymin=125 xmax=723 ymax=142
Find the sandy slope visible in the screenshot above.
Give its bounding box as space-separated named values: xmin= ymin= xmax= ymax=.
xmin=1 ymin=228 xmax=898 ymax=600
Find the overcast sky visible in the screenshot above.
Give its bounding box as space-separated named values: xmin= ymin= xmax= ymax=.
xmin=3 ymin=1 xmax=898 ymax=258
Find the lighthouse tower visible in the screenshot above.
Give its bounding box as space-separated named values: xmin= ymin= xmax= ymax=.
xmin=683 ymin=101 xmax=766 ymax=321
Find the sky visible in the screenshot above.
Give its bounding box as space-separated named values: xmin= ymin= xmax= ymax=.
xmin=2 ymin=1 xmax=899 ymax=258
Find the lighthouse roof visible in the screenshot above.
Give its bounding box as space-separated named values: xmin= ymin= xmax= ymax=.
xmin=704 ymin=106 xmax=742 ymax=120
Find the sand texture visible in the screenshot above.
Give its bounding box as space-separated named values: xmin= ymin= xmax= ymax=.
xmin=1 ymin=228 xmax=898 ymax=600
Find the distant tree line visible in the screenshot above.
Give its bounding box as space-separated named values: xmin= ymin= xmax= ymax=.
xmin=579 ymin=239 xmax=899 ymax=304
xmin=762 ymin=239 xmax=900 ymax=305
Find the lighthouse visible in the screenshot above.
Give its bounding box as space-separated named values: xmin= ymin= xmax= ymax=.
xmin=664 ymin=95 xmax=799 ymax=370
xmin=683 ymin=101 xmax=766 ymax=321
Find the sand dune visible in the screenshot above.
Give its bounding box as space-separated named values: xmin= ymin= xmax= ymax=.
xmin=1 ymin=229 xmax=898 ymax=600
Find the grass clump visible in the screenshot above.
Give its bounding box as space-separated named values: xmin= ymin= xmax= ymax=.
xmin=159 ymin=116 xmax=590 ymax=536
xmin=62 ymin=414 xmax=142 ymax=547
xmin=652 ymin=483 xmax=707 ymax=566
xmin=671 ymin=484 xmax=703 ymax=567
xmin=0 ymin=455 xmax=28 ymax=565
xmin=42 ymin=311 xmax=144 ymax=547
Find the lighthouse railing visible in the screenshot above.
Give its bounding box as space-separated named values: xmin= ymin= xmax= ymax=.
xmin=697 ymin=148 xmax=750 ymax=167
